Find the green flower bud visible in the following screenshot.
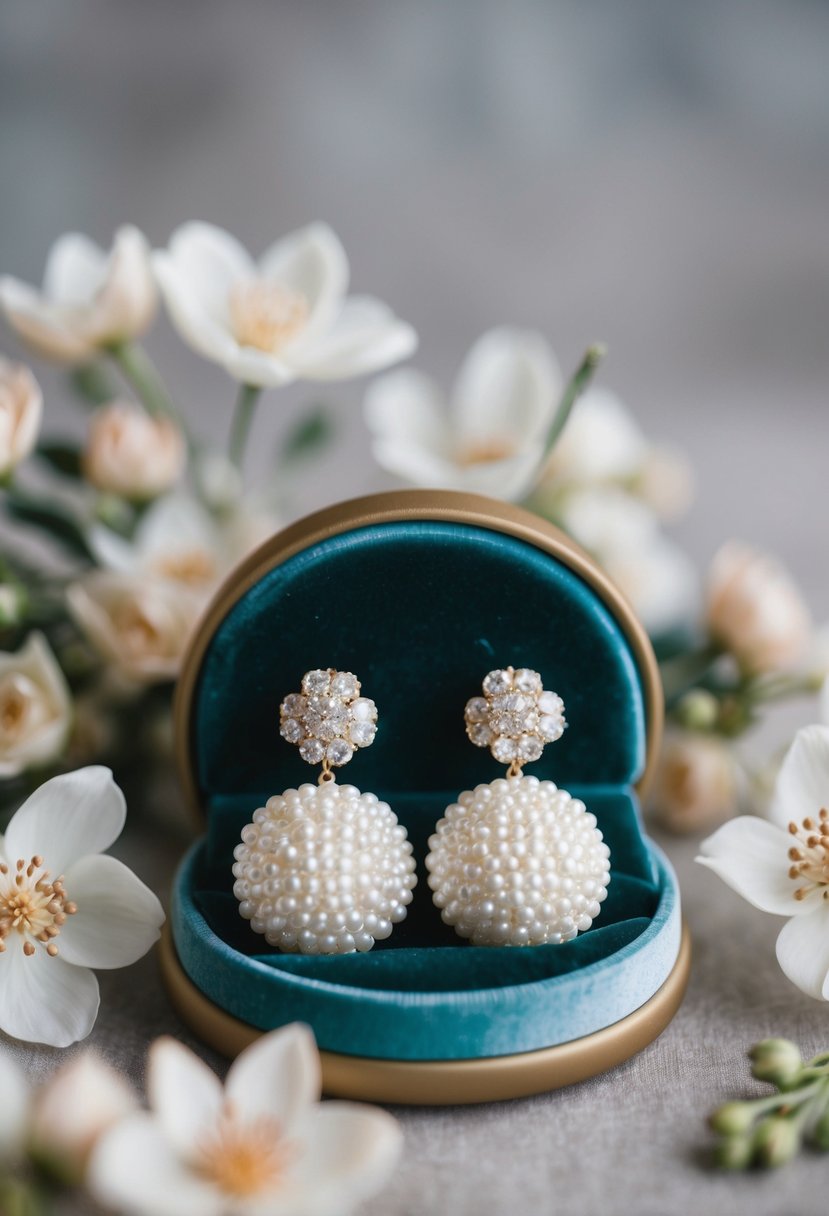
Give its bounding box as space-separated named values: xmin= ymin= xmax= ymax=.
xmin=676 ymin=689 xmax=720 ymax=731
xmin=709 ymin=1101 xmax=756 ymax=1136
xmin=0 ymin=583 xmax=27 ymax=627
xmin=749 ymin=1039 xmax=802 ymax=1087
xmin=713 ymin=1133 xmax=755 ymax=1171
xmin=753 ymin=1115 xmax=800 ymax=1168
xmin=807 ymin=1104 xmax=829 ymax=1151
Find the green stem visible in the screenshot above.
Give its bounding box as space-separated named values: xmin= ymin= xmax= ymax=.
xmin=541 ymin=342 xmax=606 ymax=461
xmin=107 ymin=341 xmax=189 ymax=433
xmin=228 ymin=384 xmax=262 ymax=473
xmin=660 ymin=643 xmax=723 ymax=706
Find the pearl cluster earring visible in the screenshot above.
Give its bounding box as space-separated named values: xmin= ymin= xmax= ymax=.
xmin=425 ymin=667 xmax=610 ymax=946
xmin=233 ymin=669 xmax=416 ymax=955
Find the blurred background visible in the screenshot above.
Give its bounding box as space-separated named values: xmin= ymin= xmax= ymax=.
xmin=1 ymin=0 xmax=827 ymax=601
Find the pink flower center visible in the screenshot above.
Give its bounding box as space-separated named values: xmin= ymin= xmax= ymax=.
xmin=196 ymin=1102 xmax=297 ymax=1199
xmin=788 ymin=810 xmax=829 ymax=902
xmin=0 ymin=856 xmax=78 ymax=957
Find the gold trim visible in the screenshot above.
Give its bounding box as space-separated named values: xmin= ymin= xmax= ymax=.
xmin=174 ymin=490 xmax=663 ymax=823
xmin=159 ymin=921 xmax=691 ymax=1105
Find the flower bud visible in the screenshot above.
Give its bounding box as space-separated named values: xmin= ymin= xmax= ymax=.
xmin=748 ymin=1039 xmax=802 ymax=1088
xmin=808 ymin=1104 xmax=829 ymax=1151
xmin=29 ymin=1053 xmax=137 ymax=1185
xmin=0 ymin=358 xmax=42 ymax=479
xmin=83 ymin=401 xmax=185 ymax=501
xmin=0 ymin=582 xmax=27 ymax=628
xmin=709 ymin=1101 xmax=756 ymax=1136
xmin=675 ymin=689 xmax=719 ymax=732
xmin=0 ymin=632 xmax=72 ymax=778
xmin=706 ymin=541 xmax=811 ymax=675
xmin=650 ymin=730 xmax=739 ymax=835
xmin=713 ymin=1133 xmax=755 ymax=1170
xmin=752 ymin=1114 xmax=800 ymax=1168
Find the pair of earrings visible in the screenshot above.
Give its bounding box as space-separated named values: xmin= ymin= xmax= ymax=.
xmin=232 ymin=666 xmax=610 ymax=955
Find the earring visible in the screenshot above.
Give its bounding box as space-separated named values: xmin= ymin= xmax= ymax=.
xmin=425 ymin=667 xmax=610 ymax=947
xmin=232 ymin=669 xmax=417 ymax=955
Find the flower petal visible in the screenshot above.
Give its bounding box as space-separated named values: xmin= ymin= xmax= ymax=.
xmin=88 ymin=225 xmax=157 ymax=343
xmin=284 ymin=296 xmax=417 ymax=381
xmin=226 ymin=1023 xmax=321 ymax=1133
xmin=4 ymin=766 xmax=126 ymax=875
xmin=775 ymin=907 xmax=829 ymax=1000
xmin=363 ymin=368 xmax=451 ymax=453
xmin=770 ymin=724 xmax=829 ymax=831
xmin=0 ymin=277 xmax=94 ymax=362
xmin=696 ymin=816 xmax=801 ymax=916
xmin=165 ymin=222 xmax=253 ymax=318
xmin=59 ymin=854 xmax=164 ymax=969
xmin=0 ymin=946 xmax=99 ymax=1047
xmin=282 ymin=1102 xmax=403 ymax=1216
xmin=259 ymin=223 xmax=349 ymax=343
xmin=43 ymin=232 xmax=108 ymax=305
xmin=147 ymin=1037 xmax=224 ymax=1161
xmin=451 ymin=327 xmax=561 ymax=448
xmin=153 ymin=255 xmax=239 ymax=364
xmin=89 ymin=1113 xmax=225 ymax=1216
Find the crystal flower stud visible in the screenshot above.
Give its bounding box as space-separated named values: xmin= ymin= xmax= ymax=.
xmin=233 ymin=669 xmax=417 ymax=955
xmin=426 ymin=666 xmax=610 ymax=947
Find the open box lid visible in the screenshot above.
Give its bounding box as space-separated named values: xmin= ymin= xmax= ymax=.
xmin=174 ymin=490 xmax=662 ymax=821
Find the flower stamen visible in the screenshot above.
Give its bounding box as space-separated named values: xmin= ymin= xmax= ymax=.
xmin=0 ymin=855 xmax=78 ymax=957
xmin=787 ymin=811 xmax=829 ymax=902
xmin=229 ymin=281 xmax=309 ymax=353
xmin=196 ymin=1101 xmax=297 ymax=1199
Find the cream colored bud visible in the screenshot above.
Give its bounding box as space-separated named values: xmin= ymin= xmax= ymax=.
xmin=29 ymin=1053 xmax=137 ymax=1185
xmin=651 ymin=730 xmax=739 ymax=835
xmin=706 ymin=542 xmax=811 ymax=675
xmin=0 ymin=358 xmax=42 ymax=478
xmin=83 ymin=402 xmax=185 ymax=500
xmin=0 ymin=632 xmax=72 ymax=778
xmin=635 ymin=445 xmax=695 ymax=522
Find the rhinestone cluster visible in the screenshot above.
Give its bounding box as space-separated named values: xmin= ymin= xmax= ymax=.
xmin=233 ymin=783 xmax=417 ymax=954
xmin=465 ymin=667 xmax=566 ymax=767
xmin=425 ymin=775 xmax=610 ymax=946
xmin=279 ymin=669 xmax=377 ymax=769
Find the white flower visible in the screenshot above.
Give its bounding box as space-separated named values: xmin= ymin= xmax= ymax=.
xmin=559 ymin=487 xmax=698 ymax=636
xmin=0 ymin=1051 xmax=30 ymax=1161
xmin=698 ymin=725 xmax=829 ymax=1000
xmin=0 ymin=358 xmax=42 ymax=478
xmin=83 ymin=401 xmax=186 ymax=501
xmin=67 ymin=572 xmax=202 ymax=684
xmin=89 ymin=490 xmax=274 ymax=602
xmin=706 ymin=542 xmax=812 ymax=675
xmin=365 ymin=328 xmax=561 ymax=500
xmin=0 ymin=766 xmax=164 ymax=1046
xmin=30 ymin=1052 xmax=137 ymax=1183
xmin=651 ymin=729 xmax=740 ymax=834
xmin=0 ymin=633 xmax=72 ymax=778
xmin=153 ymin=222 xmax=416 ymax=387
xmin=0 ymin=227 xmax=157 ymax=363
xmin=90 ymin=1024 xmax=403 ymax=1216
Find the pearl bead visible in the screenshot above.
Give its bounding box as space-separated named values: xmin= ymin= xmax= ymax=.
xmin=425 ymin=776 xmax=610 ymax=946
xmin=234 ymin=782 xmax=417 ymax=955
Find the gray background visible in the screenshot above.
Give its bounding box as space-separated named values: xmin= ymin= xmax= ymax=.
xmin=2 ymin=3 xmax=829 ymax=1213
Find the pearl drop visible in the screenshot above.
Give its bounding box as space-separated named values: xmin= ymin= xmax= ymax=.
xmin=234 ymin=783 xmax=417 ymax=955
xmin=425 ymin=776 xmax=610 ymax=946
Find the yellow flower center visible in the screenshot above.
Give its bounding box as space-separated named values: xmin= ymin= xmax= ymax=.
xmin=0 ymin=674 xmax=42 ymax=746
xmin=0 ymin=856 xmax=78 ymax=958
xmin=455 ymin=438 xmax=516 ymax=467
xmin=152 ymin=550 xmax=217 ymax=588
xmin=197 ymin=1103 xmax=296 ymax=1199
xmin=229 ymin=281 xmax=309 ymax=353
xmin=788 ymin=809 xmax=829 ymax=902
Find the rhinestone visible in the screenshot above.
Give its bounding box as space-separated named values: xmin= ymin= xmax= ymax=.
xmin=327 ymin=739 xmax=354 ymax=766
xmin=514 ymin=668 xmax=542 ymax=693
xmin=518 ymin=735 xmax=544 ymax=762
xmin=281 ymin=693 xmax=306 ymax=717
xmin=317 ymin=705 xmax=349 ymax=740
xmin=299 ymin=738 xmax=326 ymax=764
xmin=491 ymin=736 xmax=518 ymax=763
xmin=468 ymin=722 xmax=493 ymax=747
xmin=465 ymin=697 xmax=489 ymax=723
xmin=349 ymin=720 xmax=377 ymax=747
xmin=331 ymin=671 xmax=360 ymax=699
xmin=483 ymin=669 xmax=513 ymax=695
xmin=302 ymin=670 xmax=331 ymax=695
xmin=539 ymin=714 xmax=564 ymax=741
xmin=351 ymin=697 xmax=377 ymax=722
xmin=538 ymin=691 xmax=564 ymax=715
xmin=280 ymin=718 xmax=304 ymax=744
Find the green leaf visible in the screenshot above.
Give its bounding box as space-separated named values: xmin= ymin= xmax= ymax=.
xmin=36 ymin=440 xmax=84 ymax=479
xmin=278 ymin=405 xmax=334 ymax=466
xmin=4 ymin=492 xmax=93 ymax=562
xmin=68 ymin=361 xmax=118 ymax=407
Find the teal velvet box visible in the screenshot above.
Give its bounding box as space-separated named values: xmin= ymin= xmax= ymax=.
xmin=166 ymin=491 xmax=687 ymax=1104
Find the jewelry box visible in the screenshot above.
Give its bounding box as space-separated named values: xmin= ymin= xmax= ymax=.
xmin=162 ymin=489 xmax=689 ymax=1104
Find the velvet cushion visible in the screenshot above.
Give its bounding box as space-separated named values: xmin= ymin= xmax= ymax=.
xmin=173 ymin=515 xmax=681 ymax=1063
